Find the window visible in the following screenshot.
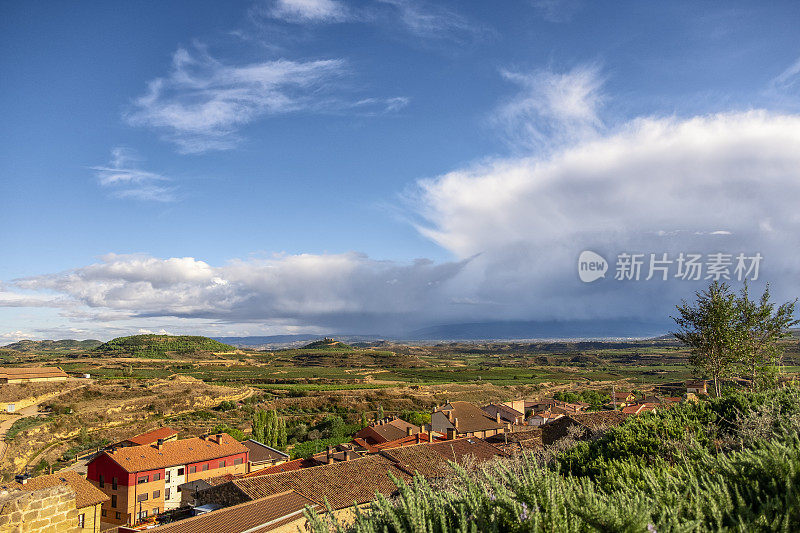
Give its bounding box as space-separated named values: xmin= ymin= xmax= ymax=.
xmin=137 ymin=476 xmax=148 ymax=484
xmin=177 ymin=467 xmax=184 ymax=476
xmin=153 ymin=473 xmax=160 ymax=481
xmin=165 ymin=487 xmax=171 ymax=499
xmin=101 ymin=509 xmax=107 ymax=517
xmin=153 ymin=490 xmax=160 ymax=499
xmin=165 ymin=471 xmax=170 ymax=483
xmin=115 ymin=512 xmax=121 ymax=520
xmin=78 ymin=514 xmax=85 ymax=528
xmin=137 ymin=494 xmax=148 ymax=502
xmin=98 ymin=475 xmax=104 ymax=488
xmin=233 ymin=457 xmax=243 ymax=465
xmin=111 ymin=495 xmax=117 ymax=508
xmin=218 ymin=460 xmax=225 ymax=468
xmin=201 ymin=464 xmax=208 ymax=471
xmin=112 ymin=477 xmax=118 ymax=490
xmin=188 ymin=466 xmax=196 ymax=474
xmin=138 ymin=510 xmax=148 ymax=521
xmin=152 ymin=507 xmax=159 ymax=516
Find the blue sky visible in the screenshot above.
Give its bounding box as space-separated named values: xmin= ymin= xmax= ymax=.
xmin=3 ymin=1 xmax=800 ymax=341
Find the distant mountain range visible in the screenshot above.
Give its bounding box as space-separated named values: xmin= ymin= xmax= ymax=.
xmin=215 ymin=319 xmax=672 ymax=347
xmin=406 ymin=319 xmax=672 ymax=341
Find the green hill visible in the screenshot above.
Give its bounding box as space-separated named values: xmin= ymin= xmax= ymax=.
xmin=301 ymin=338 xmax=354 ymax=350
xmin=1 ymin=339 xmax=103 ymax=353
xmin=93 ymin=335 xmax=236 ymax=358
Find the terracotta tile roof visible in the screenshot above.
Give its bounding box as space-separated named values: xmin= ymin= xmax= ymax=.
xmin=437 ymin=402 xmax=505 ymax=434
xmin=355 ymin=417 xmax=420 ymax=443
xmin=0 ymin=367 xmax=68 ymax=380
xmin=486 ymin=428 xmax=542 ymax=446
xmin=426 ymin=438 xmax=507 ymax=463
xmin=101 ymin=433 xmax=248 ymax=473
xmin=153 ymin=490 xmax=317 ymax=533
xmin=232 ymin=455 xmax=407 ymax=510
xmin=482 ymin=403 xmax=524 ymax=422
xmin=380 ymin=438 xmax=505 ymax=478
xmin=371 ymin=432 xmax=441 ymax=451
xmin=125 ymin=427 xmax=179 ymax=446
xmin=19 ymin=471 xmax=109 ymax=508
xmin=541 ymin=411 xmax=627 ymax=445
xmin=219 ymin=439 xmax=504 ymax=512
xmin=243 ymin=458 xmax=315 ymax=477
xmin=243 ymin=440 xmax=289 ymax=464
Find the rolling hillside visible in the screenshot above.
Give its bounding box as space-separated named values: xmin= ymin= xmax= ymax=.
xmin=0 ymin=339 xmax=103 ymax=352
xmin=92 ymin=335 xmax=236 ymax=358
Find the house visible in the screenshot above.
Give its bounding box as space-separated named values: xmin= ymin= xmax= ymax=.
xmin=115 ymin=428 xmax=179 ymax=448
xmin=86 ymin=433 xmax=249 ymax=527
xmin=502 ymin=399 xmax=526 ymax=414
xmin=353 ymin=417 xmax=421 ymax=446
xmin=309 ymin=443 xmax=364 ymax=466
xmin=16 ymin=471 xmax=109 ymax=532
xmin=527 ymin=411 xmax=563 ymax=427
xmin=138 ymin=490 xmax=319 ymax=533
xmin=482 ymin=403 xmax=525 ymax=425
xmin=177 ymin=474 xmax=236 ymax=508
xmin=620 ymin=403 xmax=658 ymax=415
xmin=196 ymin=438 xmax=505 ymax=516
xmin=0 ymin=366 xmax=68 ymax=384
xmin=242 ymin=439 xmax=289 ymax=472
xmin=611 ymin=391 xmax=636 ymax=407
xmin=429 ymin=402 xmax=507 ymax=439
xmin=686 ymin=380 xmax=708 ymax=395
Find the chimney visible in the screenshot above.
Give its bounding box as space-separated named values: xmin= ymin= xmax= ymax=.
xmin=406 ymin=426 xmax=413 ymax=437
xmin=495 ymin=412 xmax=501 ymax=423
xmin=215 ymin=433 xmax=223 ymax=444
xmin=415 ymin=433 xmax=421 ymax=444
xmin=326 ymin=446 xmax=333 ymax=464
xmin=454 ymin=417 xmax=459 ymax=429
xmin=446 ymin=427 xmax=456 ymax=440
xmin=156 ymin=438 xmax=164 ymax=450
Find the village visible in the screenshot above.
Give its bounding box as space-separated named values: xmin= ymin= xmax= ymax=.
xmin=0 ymin=366 xmax=713 ymax=533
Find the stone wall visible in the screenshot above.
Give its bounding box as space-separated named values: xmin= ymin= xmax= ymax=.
xmin=0 ymin=485 xmax=78 ymax=533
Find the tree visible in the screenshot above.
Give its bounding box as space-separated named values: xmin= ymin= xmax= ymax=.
xmin=673 ymin=281 xmax=741 ymax=397
xmin=735 ymin=283 xmax=798 ymax=389
xmin=377 ymin=405 xmax=384 ymax=420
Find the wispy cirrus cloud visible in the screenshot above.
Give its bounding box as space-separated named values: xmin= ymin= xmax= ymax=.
xmin=127 ymin=45 xmax=406 ymax=153
xmin=530 ymin=0 xmax=583 ymax=23
xmin=254 ymin=0 xmax=482 ymax=44
xmin=91 ymin=148 xmax=176 ymax=202
xmin=492 ymin=64 xmax=604 ymax=152
xmin=267 ymin=0 xmax=350 ymax=23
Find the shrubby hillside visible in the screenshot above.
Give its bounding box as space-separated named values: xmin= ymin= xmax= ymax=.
xmin=92 ymin=335 xmax=235 ymax=358
xmin=308 ymin=386 xmax=800 ymax=532
xmin=1 ymin=339 xmax=102 ymax=352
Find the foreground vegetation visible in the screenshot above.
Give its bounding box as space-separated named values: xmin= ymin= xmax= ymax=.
xmin=309 ymin=386 xmax=800 ymax=532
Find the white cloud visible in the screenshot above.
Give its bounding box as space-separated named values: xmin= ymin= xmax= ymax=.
xmin=530 ymin=0 xmax=583 ymax=23
xmin=92 ymin=148 xmax=176 ymax=202
xmin=127 ymin=45 xmax=405 ymax=153
xmin=493 ymin=65 xmax=604 ymax=152
xmin=10 ymin=253 xmax=469 ymax=333
xmin=268 ymin=0 xmax=349 ymax=23
xmin=126 ymin=46 xmax=346 ymax=153
xmin=772 ymin=56 xmax=800 ymax=93
xmin=0 ymin=331 xmax=36 ymax=343
xmin=377 ymin=0 xmax=477 ymax=41
xmin=415 ymin=109 xmax=800 ymax=320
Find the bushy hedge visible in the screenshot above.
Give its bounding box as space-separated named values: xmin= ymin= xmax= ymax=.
xmin=307 ymin=386 xmax=800 ymax=532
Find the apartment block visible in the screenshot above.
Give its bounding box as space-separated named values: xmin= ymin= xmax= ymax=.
xmin=86 ymin=433 xmax=248 ymax=527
